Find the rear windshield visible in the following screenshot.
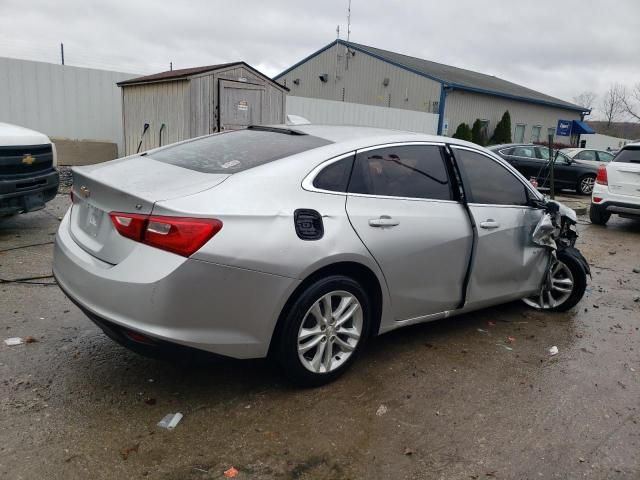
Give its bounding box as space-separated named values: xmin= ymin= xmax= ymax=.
xmin=613 ymin=147 xmax=640 ymax=163
xmin=148 ymin=129 xmax=332 ymax=173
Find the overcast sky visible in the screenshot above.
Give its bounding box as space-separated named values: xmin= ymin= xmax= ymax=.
xmin=1 ymin=0 xmax=639 ymax=119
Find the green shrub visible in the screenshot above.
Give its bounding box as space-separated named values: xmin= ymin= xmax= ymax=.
xmin=471 ymin=119 xmax=487 ymax=146
xmin=489 ymin=111 xmax=512 ymax=144
xmin=452 ymin=122 xmax=472 ymax=141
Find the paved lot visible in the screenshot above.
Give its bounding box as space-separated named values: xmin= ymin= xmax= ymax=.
xmin=1 ymin=194 xmax=639 ymax=479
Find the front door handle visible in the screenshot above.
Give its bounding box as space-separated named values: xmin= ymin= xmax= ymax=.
xmin=480 ymin=220 xmax=500 ymax=229
xmin=369 ymin=215 xmax=400 ymax=228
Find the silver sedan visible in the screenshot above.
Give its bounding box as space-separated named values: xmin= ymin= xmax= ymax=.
xmin=53 ymin=125 xmax=589 ymax=386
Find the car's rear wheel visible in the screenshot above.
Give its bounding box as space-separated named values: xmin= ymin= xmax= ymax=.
xmin=522 ymin=249 xmax=587 ymax=312
xmin=589 ymin=204 xmax=610 ymax=225
xmin=276 ymin=275 xmax=370 ymax=387
xmin=577 ymin=174 xmax=596 ymax=195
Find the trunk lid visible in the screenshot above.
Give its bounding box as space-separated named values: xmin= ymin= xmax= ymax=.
xmin=607 ymin=147 xmax=640 ymax=198
xmin=69 ymin=156 xmax=229 ymax=264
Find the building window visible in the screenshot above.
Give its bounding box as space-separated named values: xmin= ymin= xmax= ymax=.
xmin=514 ymin=124 xmax=526 ymax=143
xmin=547 ymin=127 xmax=556 ymax=142
xmin=531 ymin=125 xmax=542 ymax=143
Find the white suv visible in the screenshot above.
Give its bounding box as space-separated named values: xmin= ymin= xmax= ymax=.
xmin=590 ymin=142 xmax=640 ymax=225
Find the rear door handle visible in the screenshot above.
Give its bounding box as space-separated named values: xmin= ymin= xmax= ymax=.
xmin=369 ymin=215 xmax=400 ymax=228
xmin=480 ymin=220 xmax=500 ymax=229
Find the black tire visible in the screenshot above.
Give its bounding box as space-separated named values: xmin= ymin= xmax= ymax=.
xmin=548 ymin=249 xmax=588 ymax=312
xmin=275 ymin=275 xmax=371 ymax=387
xmin=589 ymin=204 xmax=610 ymax=225
xmin=577 ymin=174 xmax=596 ymax=195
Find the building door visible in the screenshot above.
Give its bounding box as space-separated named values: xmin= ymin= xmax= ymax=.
xmin=219 ymin=80 xmax=264 ymax=130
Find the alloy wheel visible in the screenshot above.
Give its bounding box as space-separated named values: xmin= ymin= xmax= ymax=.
xmin=580 ymin=176 xmax=595 ymax=194
xmin=297 ymin=290 xmax=363 ymax=373
xmin=523 ymin=260 xmax=575 ymax=309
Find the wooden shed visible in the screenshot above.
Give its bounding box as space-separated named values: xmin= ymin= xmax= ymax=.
xmin=117 ymin=62 xmax=288 ymax=155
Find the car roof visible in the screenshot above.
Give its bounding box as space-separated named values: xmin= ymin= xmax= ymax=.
xmin=266 ymin=124 xmax=489 ymax=151
xmin=488 ymin=143 xmax=537 ymax=151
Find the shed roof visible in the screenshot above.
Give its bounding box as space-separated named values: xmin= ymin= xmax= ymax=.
xmin=276 ymin=40 xmax=588 ymax=112
xmin=118 ymin=61 xmax=288 ymax=90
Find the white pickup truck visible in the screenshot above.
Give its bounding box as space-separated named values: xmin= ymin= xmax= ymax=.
xmin=0 ymin=122 xmax=59 ymax=217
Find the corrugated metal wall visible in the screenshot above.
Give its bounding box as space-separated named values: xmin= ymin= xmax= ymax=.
xmin=0 ymin=57 xmax=137 ymax=154
xmin=122 ymin=81 xmax=191 ymax=155
xmin=444 ymin=90 xmax=581 ymax=144
xmin=287 ymin=96 xmax=438 ymax=134
xmin=124 ymin=66 xmax=286 ymax=154
xmin=278 ymin=44 xmax=441 ymax=113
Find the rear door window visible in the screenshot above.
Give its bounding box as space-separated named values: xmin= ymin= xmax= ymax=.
xmin=348 ymin=145 xmax=453 ymax=200
xmin=613 ymin=147 xmax=640 ymax=163
xmin=512 ymin=146 xmax=536 ymax=158
xmin=454 ymin=148 xmax=529 ymax=206
xmin=597 ymin=151 xmax=614 ymax=162
xmin=148 ymin=128 xmax=332 ymax=173
xmin=575 ymin=150 xmax=597 ymax=161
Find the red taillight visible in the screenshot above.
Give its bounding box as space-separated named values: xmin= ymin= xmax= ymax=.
xmin=109 ymin=213 xmax=222 ymax=257
xmin=110 ymin=212 xmax=148 ymax=241
xmin=596 ymin=164 xmax=608 ymax=185
xmin=593 ymin=197 xmax=603 ymax=203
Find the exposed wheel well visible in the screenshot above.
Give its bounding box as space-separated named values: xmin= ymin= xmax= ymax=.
xmin=267 ymin=261 xmax=384 ymax=357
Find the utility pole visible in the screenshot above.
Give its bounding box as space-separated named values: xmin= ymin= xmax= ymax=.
xmin=170 ymin=62 xmax=172 ymax=71
xmin=60 ymin=43 xmax=64 ymax=65
xmin=548 ymin=134 xmax=555 ymax=199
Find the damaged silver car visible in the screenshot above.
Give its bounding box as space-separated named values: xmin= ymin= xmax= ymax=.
xmin=53 ymin=125 xmax=589 ymax=386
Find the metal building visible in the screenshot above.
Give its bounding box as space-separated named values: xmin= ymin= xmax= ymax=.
xmin=275 ymin=40 xmax=591 ymax=145
xmin=118 ymin=62 xmax=287 ymax=155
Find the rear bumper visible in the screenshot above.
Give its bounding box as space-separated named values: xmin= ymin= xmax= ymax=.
xmin=0 ymin=169 xmax=59 ymax=215
xmin=591 ymin=200 xmax=640 ymax=218
xmin=53 ymin=210 xmax=299 ymax=359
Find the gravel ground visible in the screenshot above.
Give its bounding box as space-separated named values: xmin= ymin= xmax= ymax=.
xmin=57 ymin=166 xmax=73 ymax=195
xmin=1 ymin=195 xmax=639 ymax=479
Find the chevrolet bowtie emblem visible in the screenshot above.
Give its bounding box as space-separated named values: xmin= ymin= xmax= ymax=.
xmin=22 ymin=154 xmax=35 ymax=165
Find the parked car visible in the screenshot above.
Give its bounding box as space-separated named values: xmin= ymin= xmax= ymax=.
xmin=561 ymin=148 xmax=615 ymax=163
xmin=53 ymin=126 xmax=589 ymax=386
xmin=489 ymin=143 xmax=600 ymax=195
xmin=590 ymin=142 xmax=640 ymax=225
xmin=0 ymin=122 xmax=59 ymax=217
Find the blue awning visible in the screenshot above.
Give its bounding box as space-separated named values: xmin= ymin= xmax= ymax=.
xmin=572 ymin=120 xmax=595 ymax=135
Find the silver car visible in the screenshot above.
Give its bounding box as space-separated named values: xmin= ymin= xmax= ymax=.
xmin=53 ymin=125 xmax=589 ymax=386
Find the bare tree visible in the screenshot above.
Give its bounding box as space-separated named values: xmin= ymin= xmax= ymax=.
xmin=600 ymin=83 xmax=625 ymax=127
xmin=621 ymin=83 xmax=640 ymax=122
xmin=573 ymin=91 xmax=597 ymax=111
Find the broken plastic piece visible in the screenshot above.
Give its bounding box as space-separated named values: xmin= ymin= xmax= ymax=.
xmin=224 ymin=466 xmax=239 ymax=478
xmin=549 ymin=346 xmax=559 ymax=356
xmin=157 ymin=412 xmax=183 ymax=430
xmin=376 ymin=404 xmax=388 ymax=416
xmin=4 ymin=337 xmax=24 ymax=346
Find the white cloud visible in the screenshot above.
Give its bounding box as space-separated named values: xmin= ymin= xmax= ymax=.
xmin=1 ymin=0 xmax=639 ymax=119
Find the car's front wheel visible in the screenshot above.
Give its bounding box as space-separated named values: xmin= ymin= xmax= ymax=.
xmin=522 ymin=249 xmax=588 ymax=312
xmin=577 ymin=174 xmax=596 ymax=195
xmin=276 ymin=275 xmax=371 ymax=387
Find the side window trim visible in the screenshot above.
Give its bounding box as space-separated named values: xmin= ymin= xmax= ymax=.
xmin=450 ymin=145 xmax=541 ymax=207
xmin=301 ymin=151 xmax=357 ymax=195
